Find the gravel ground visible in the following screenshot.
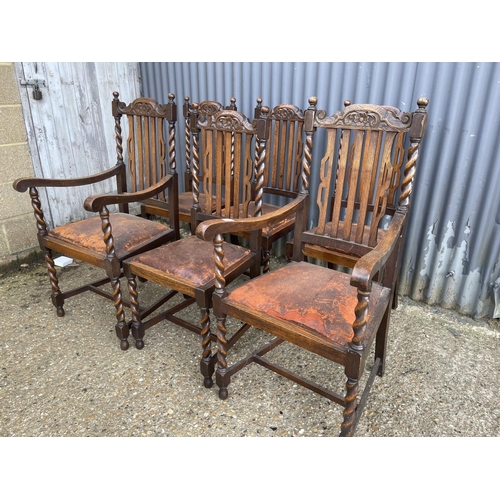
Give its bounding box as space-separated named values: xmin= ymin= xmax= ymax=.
xmin=2 ymin=251 xmax=498 ymax=498
xmin=1 ymin=254 xmax=499 ymax=439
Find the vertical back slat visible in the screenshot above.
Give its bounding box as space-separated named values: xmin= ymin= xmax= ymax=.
xmin=242 ymin=132 xmax=253 ymax=218
xmin=278 ymin=119 xmax=287 ymax=189
xmin=232 ymin=133 xmax=241 ymax=218
xmin=136 ymin=116 xmax=145 ymax=191
xmin=143 ymin=116 xmax=151 ymax=192
xmin=203 ymin=129 xmax=213 ymax=214
xmin=330 ymin=129 xmax=349 ymax=237
xmin=158 ymin=118 xmax=168 ymax=177
xmin=160 ymin=117 xmax=166 ymax=177
xmin=368 ymin=131 xmax=397 ymax=246
xmin=316 ymin=129 xmax=337 ymax=233
xmin=271 ymin=121 xmax=280 ymax=188
xmin=285 ymin=121 xmax=294 ymax=191
xmin=368 ymin=131 xmax=382 ymax=202
xmin=150 ymin=117 xmax=157 ymax=191
xmin=355 ymin=130 xmax=377 ymax=243
xmin=224 ymin=131 xmax=233 ymax=218
xmin=293 ymin=121 xmax=304 ymax=192
xmin=127 ymin=115 xmax=136 ymax=192
xmin=342 ymin=130 xmax=364 ymax=240
xmin=215 ymin=130 xmax=224 ymax=216
xmin=387 ymin=131 xmax=405 ymax=207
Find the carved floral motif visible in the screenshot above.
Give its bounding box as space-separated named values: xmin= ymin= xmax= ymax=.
xmin=199 ymin=110 xmax=255 ymax=133
xmin=199 ymin=101 xmax=224 ymax=116
xmin=269 ymin=104 xmax=304 ymax=121
xmin=316 ymin=104 xmax=412 ymax=131
xmin=118 ymin=98 xmax=170 ymax=117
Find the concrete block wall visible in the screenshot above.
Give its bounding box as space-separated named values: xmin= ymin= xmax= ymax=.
xmin=0 ymin=62 xmax=40 ymax=268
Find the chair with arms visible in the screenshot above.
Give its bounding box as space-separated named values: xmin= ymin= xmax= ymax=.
xmin=196 ymin=97 xmax=429 ymax=436
xmin=13 ymin=92 xmax=180 ymax=350
xmin=120 ymin=102 xmax=270 ymax=389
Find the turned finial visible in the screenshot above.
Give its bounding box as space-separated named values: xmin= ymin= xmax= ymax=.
xmin=308 ymin=96 xmax=318 ymax=106
xmin=417 ymin=97 xmax=429 ymax=109
xmin=344 ymin=100 xmax=351 ymax=107
xmin=113 ymin=91 xmax=119 ymax=99
xmin=168 ymin=93 xmax=175 ymax=102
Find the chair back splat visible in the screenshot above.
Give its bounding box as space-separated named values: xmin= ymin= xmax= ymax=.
xmin=196 ymin=96 xmax=429 ymax=436
xmin=12 ymin=91 xmax=180 ymax=350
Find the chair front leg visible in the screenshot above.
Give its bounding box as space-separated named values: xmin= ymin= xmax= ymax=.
xmin=127 ymin=274 xmax=144 ymax=350
xmin=111 ymin=276 xmax=129 ymax=351
xmin=100 ymin=205 xmax=129 ymax=350
xmin=215 ymin=312 xmax=230 ymax=400
xmin=29 ymin=187 xmax=65 ymax=317
xmin=199 ymin=307 xmax=215 ymax=388
xmin=44 ymin=248 xmax=65 ymax=317
xmin=212 ymin=233 xmax=230 ymax=399
xmin=340 ymin=376 xmax=359 ymax=437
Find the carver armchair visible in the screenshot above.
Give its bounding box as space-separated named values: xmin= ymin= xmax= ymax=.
xmin=197 ymin=97 xmax=429 ymax=436
xmin=13 ymin=92 xmax=180 ymax=350
xmin=120 ymin=102 xmax=271 ymax=389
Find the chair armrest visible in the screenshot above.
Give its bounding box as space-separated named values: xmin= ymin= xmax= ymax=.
xmin=84 ymin=175 xmax=175 ymax=212
xmin=13 ymin=164 xmax=125 ymax=192
xmin=196 ymin=194 xmax=307 ymax=241
xmin=350 ymin=210 xmax=407 ymax=291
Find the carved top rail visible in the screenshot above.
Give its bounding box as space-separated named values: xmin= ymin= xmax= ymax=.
xmin=267 ymin=103 xmax=305 ymax=122
xmin=114 ymin=94 xmax=176 ymax=121
xmin=198 ymin=100 xmax=224 ymax=117
xmin=315 ymin=103 xmax=413 ymax=131
xmin=198 ymin=109 xmax=257 ymax=133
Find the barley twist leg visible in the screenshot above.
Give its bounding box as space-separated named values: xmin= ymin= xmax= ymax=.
xmin=111 ymin=276 xmax=128 ymax=351
xmin=340 ymin=377 xmax=359 ymax=437
xmin=199 ymin=307 xmax=214 ymax=388
xmin=127 ymin=275 xmax=144 ymax=350
xmin=215 ymin=315 xmax=229 ymax=400
xmin=44 ymin=249 xmax=65 ymax=317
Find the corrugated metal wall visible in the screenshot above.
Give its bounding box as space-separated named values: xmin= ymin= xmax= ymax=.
xmin=139 ymin=62 xmax=500 ymax=319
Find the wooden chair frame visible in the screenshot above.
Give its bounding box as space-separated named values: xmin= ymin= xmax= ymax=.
xmin=196 ymin=97 xmax=429 ymax=436
xmin=120 ymin=102 xmax=271 ymax=388
xmin=13 ymin=92 xmax=180 ymax=350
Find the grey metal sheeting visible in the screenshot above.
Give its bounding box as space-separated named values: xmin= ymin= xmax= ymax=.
xmin=139 ymin=62 xmax=500 ymax=319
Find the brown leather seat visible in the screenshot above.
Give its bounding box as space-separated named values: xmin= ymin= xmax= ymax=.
xmin=225 ymin=261 xmax=388 ymax=348
xmin=49 ymin=213 xmax=170 ymax=262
